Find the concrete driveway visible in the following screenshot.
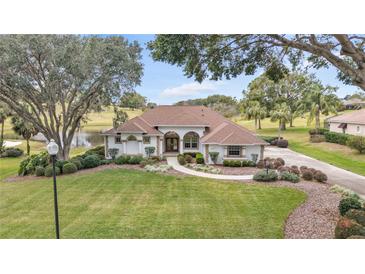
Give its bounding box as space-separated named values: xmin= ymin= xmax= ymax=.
xmin=265 ymin=146 xmax=365 ymax=198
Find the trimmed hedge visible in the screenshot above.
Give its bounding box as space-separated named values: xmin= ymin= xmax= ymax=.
xmin=324 ymin=131 xmax=349 ymax=145
xmin=280 ymin=171 xmax=300 ymax=183
xmin=115 ymin=155 xmax=131 ymax=165
xmin=339 ymin=197 xmax=363 ymax=216
xmin=196 ymin=153 xmax=204 ymax=164
xmin=128 ymin=156 xmax=143 ymax=164
xmin=184 ymin=154 xmax=193 ymax=163
xmin=223 ymin=159 xmax=256 ymax=167
xmin=45 ymin=165 xmax=61 ymax=177
xmin=35 ymin=166 xmax=45 ymax=176
xmin=63 ymin=162 xmax=78 ymax=174
xmin=1 ymin=147 xmax=24 ymax=158
xmin=177 ymin=155 xmax=186 ymax=165
xmin=253 ymin=170 xmax=278 ymax=182
xmin=82 ymin=155 xmax=101 ymax=168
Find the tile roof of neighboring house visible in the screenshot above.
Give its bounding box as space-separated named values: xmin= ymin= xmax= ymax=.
xmin=327 ymin=109 xmax=365 ymax=125
xmin=343 ymin=98 xmax=365 ymax=105
xmin=103 ymin=105 xmax=267 ymax=145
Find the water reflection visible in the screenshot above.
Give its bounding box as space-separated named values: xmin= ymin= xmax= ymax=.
xmin=32 ymin=131 xmax=104 ymax=148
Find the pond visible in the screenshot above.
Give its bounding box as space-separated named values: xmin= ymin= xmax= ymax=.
xmin=32 ymin=131 xmax=104 ymax=148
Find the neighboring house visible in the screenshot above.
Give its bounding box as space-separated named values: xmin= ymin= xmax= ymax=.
xmin=101 ymin=105 xmax=267 ymax=164
xmin=342 ymin=98 xmax=365 ymax=110
xmin=326 ymin=109 xmax=365 ymax=136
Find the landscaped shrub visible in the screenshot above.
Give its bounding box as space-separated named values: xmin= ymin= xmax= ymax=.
xmin=100 ymin=159 xmax=113 ymax=165
xmin=115 ymin=155 xmax=131 ymax=165
xmin=313 ymin=170 xmax=328 ymax=183
xmin=324 ymin=131 xmax=349 ymax=145
xmin=82 ymin=154 xmax=101 ymax=169
xmin=63 ymin=162 xmax=78 ymax=174
xmin=277 ymin=166 xmax=290 ymax=173
xmin=330 ymin=185 xmax=362 ymax=200
xmin=18 ymin=151 xmax=50 ymax=176
xmin=276 ymin=158 xmax=285 ymax=166
xmin=242 ymin=160 xmax=256 ymax=167
xmin=128 ymin=155 xmax=143 ymax=164
xmin=277 ymin=139 xmax=289 ymax=148
xmin=183 ymin=152 xmax=197 ymax=158
xmin=209 ymin=152 xmax=219 ymax=164
xmin=273 ymin=159 xmax=283 ymax=169
xmin=144 ymin=164 xmax=171 ymax=173
xmin=108 ymin=148 xmax=119 ymax=160
xmin=140 ymin=158 xmax=158 ymax=167
xmin=1 ymin=147 xmax=23 ymax=157
xmin=339 ymin=197 xmax=363 ymax=216
xmin=186 ymin=163 xmax=222 ymax=174
xmin=144 ymin=146 xmax=156 ymax=158
xmin=177 ymin=155 xmax=186 ymax=165
xmin=280 ymin=171 xmax=300 ymax=183
xmin=83 ymin=145 xmax=105 ymax=158
xmin=223 ymin=160 xmax=241 ymax=167
xmin=256 ymin=160 xmax=265 ymax=168
xmin=299 ymin=166 xmax=308 ymax=173
xmin=196 ymin=153 xmax=205 ymax=164
xmin=260 ymin=136 xmax=277 ymax=143
xmin=345 ymin=209 xmax=365 ymax=226
xmin=347 ymin=136 xmax=365 ymax=154
xmin=335 ymin=217 xmax=365 ymax=239
xmin=302 ymin=170 xmax=313 ymax=181
xmin=309 ymin=128 xmax=329 ymax=135
xmin=70 ymin=159 xmax=82 ymax=170
xmin=44 ymin=165 xmax=61 ymax=177
xmin=184 ymin=154 xmax=193 ymax=163
xmin=290 ymin=165 xmax=300 ymax=175
xmin=35 ymin=166 xmax=45 ymax=176
xmin=56 ymin=160 xmax=69 ymax=173
xmin=253 ymin=170 xmax=278 ymax=182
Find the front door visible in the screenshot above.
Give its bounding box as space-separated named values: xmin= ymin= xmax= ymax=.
xmin=165 ymin=138 xmax=179 ymax=152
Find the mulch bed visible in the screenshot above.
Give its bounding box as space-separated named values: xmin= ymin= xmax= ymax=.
xmin=212 ymin=165 xmax=260 ymax=175
xmin=275 ymin=180 xmax=341 ymax=239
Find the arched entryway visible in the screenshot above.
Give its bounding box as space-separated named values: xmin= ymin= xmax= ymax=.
xmin=126 ymin=135 xmax=139 ymax=154
xmin=164 ymin=131 xmax=179 ymax=152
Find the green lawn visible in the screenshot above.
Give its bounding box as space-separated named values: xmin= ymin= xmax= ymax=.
xmin=0 ymin=169 xmax=306 ymax=239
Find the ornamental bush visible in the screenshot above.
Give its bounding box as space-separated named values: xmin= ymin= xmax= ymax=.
xmin=339 ymin=197 xmax=363 ymax=216
xmin=83 ymin=145 xmax=105 ymax=158
xmin=184 ymin=154 xmax=193 ymax=163
xmin=290 ymin=165 xmax=300 ymax=175
xmin=63 ymin=162 xmax=78 ymax=174
xmin=324 ymin=131 xmax=349 ymax=145
xmin=302 ymin=170 xmax=313 ymax=181
xmin=345 ymin=209 xmax=365 ymax=226
xmin=223 ymin=160 xmax=241 ymax=167
xmin=1 ymin=147 xmax=24 ymax=157
xmin=56 ymin=160 xmax=69 ymax=173
xmin=128 ymin=155 xmax=143 ymax=164
xmin=347 ymin=136 xmax=365 ymax=154
xmin=253 ymin=170 xmax=278 ymax=182
xmin=82 ymin=154 xmax=101 ymax=168
xmin=209 ymin=152 xmax=219 ymax=164
xmin=313 ymin=170 xmax=328 ymax=183
xmin=310 ymin=135 xmax=326 ymax=143
xmin=177 ymin=155 xmax=186 ymax=165
xmin=44 ymin=165 xmax=61 ymax=177
xmin=35 ymin=166 xmax=45 ymax=176
xmin=70 ymin=159 xmax=82 ymax=170
xmin=115 ymin=155 xmax=131 ymax=165
xmin=335 ymin=217 xmax=365 ymax=239
xmin=108 ymin=148 xmax=119 ymax=160
xmin=196 ymin=153 xmax=205 ymax=164
xmin=280 ymin=171 xmax=300 ymax=183
xmin=277 ymin=139 xmax=289 ymax=148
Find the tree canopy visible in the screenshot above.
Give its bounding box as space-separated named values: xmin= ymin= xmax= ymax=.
xmin=0 ymin=35 xmax=143 ymax=159
xmin=119 ymin=91 xmax=146 ymax=110
xmin=148 ymin=35 xmax=365 ymax=91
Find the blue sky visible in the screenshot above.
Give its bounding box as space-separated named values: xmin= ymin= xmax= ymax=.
xmin=123 ymin=34 xmax=360 ymax=105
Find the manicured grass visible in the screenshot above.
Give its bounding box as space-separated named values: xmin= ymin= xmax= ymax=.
xmin=0 ymin=169 xmax=306 ymax=239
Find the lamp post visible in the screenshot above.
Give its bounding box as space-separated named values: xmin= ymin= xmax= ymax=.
xmin=47 ymin=139 xmax=60 ymax=239
xmin=264 ymin=159 xmax=269 ymax=175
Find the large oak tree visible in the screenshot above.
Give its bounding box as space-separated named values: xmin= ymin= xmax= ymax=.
xmin=148 ymin=35 xmax=365 ymax=91
xmin=0 ymin=35 xmax=143 ymax=159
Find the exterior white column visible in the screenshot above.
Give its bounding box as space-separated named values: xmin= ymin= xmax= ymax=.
xmin=179 ymin=139 xmax=183 ymax=154
xmin=138 ymin=140 xmax=143 ymax=155
xmin=122 ymin=141 xmax=126 ymax=154
xmin=160 ymin=138 xmax=163 ymax=156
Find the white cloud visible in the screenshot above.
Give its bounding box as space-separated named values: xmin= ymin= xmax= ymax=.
xmin=160 ymin=81 xmax=222 ymax=98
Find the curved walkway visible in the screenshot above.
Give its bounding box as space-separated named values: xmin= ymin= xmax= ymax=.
xmin=166 ymin=157 xmax=253 ymax=180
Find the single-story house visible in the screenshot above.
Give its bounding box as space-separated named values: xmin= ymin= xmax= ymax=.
xmin=342 ymin=98 xmax=365 ymax=110
xmin=101 ymin=105 xmax=267 ymax=164
xmin=326 ymin=109 xmax=365 ymax=136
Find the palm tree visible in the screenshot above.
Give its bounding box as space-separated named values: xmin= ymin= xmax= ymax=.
xmin=11 ymin=117 xmax=38 ymax=155
xmin=242 ymin=100 xmax=267 ymax=129
xmin=270 ymin=102 xmax=291 ymax=138
xmin=301 ymin=84 xmax=340 ymax=130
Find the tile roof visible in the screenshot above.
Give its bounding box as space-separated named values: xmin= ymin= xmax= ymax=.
xmin=103 ymin=105 xmax=267 ymax=145
xmin=327 ymin=109 xmax=365 ymax=125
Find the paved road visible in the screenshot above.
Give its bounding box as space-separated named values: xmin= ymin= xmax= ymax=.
xmin=166 ymin=157 xmax=253 ymax=180
xmin=265 ymin=146 xmax=365 ymax=198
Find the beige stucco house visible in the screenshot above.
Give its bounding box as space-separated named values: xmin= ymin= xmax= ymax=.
xmin=101 ymin=105 xmax=267 ymax=164
xmin=327 ymin=109 xmax=365 ymax=136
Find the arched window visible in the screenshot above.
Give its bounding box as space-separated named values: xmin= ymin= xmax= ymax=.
xmin=127 ymin=135 xmax=137 ymax=141
xmin=183 ymin=132 xmax=199 ymax=149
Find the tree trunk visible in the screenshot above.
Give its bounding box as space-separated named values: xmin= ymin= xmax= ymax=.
xmin=58 ymin=142 xmax=71 ymax=160
xmin=278 ymin=121 xmax=281 ymax=139
xmin=26 ymin=138 xmax=30 ymax=155
xmin=290 ymin=117 xmax=294 ymax=127
xmin=258 ymin=118 xmax=262 ymax=130
xmin=254 ymin=118 xmax=258 ymax=129
xmin=280 ymin=121 xmax=286 ymax=131
xmin=0 ymin=120 xmax=4 ymax=144
xmin=315 ymin=111 xmax=321 ymax=130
